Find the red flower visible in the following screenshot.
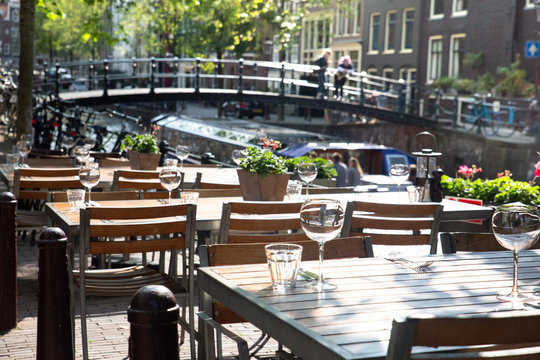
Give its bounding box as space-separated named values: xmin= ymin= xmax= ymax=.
xmin=535 ymin=161 xmax=540 ymax=178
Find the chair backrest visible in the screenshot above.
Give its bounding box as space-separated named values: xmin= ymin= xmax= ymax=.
xmin=112 ymin=168 xmax=186 ymax=195
xmin=193 ymin=188 xmax=242 ymax=198
xmin=201 ymin=236 xmax=373 ymax=266
xmin=199 ymin=181 xmax=240 ymax=190
xmin=342 ymin=200 xmax=443 ymax=254
xmin=49 ymin=190 xmax=140 ymax=202
xmin=386 ymin=312 xmax=540 ymax=360
xmin=98 ymin=157 xmax=130 ymax=168
xmin=25 ymin=157 xmax=74 ymax=168
xmin=14 ymin=167 xmax=83 ymax=201
xmin=441 ymin=232 xmax=540 ymax=254
xmin=305 ymin=186 xmax=354 ymax=194
xmin=218 ymin=201 xmax=305 ymax=244
xmin=79 ymin=203 xmax=196 ymax=289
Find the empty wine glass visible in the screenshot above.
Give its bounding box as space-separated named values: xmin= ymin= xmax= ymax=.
xmin=389 ymin=164 xmax=410 ymax=201
xmin=73 ymin=145 xmax=90 ymax=165
xmin=16 ymin=136 xmax=32 ymax=167
xmin=492 ymin=203 xmax=540 ymax=304
xmin=176 ymin=145 xmax=190 ymax=169
xmin=159 ymin=168 xmax=182 ymax=204
xmin=83 ymin=137 xmax=96 ymax=151
xmin=61 ymin=137 xmax=75 ymax=156
xmin=300 ymin=199 xmax=344 ymax=291
xmin=79 ymin=162 xmax=100 ymax=206
xmin=232 ymin=149 xmax=244 ymax=166
xmin=297 ymin=162 xmax=317 ymax=196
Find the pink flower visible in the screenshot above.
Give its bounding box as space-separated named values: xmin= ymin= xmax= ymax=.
xmin=535 ymin=161 xmax=540 ymax=178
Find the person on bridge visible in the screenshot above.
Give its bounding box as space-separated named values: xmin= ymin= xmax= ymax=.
xmin=313 ymin=48 xmax=332 ymax=100
xmin=334 ymin=55 xmax=354 ymax=101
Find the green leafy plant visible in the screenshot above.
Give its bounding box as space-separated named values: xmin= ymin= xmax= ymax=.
xmin=238 ymin=146 xmax=287 ymax=176
xmin=285 ymin=156 xmax=337 ymax=179
xmin=121 ymin=133 xmax=159 ymax=154
xmin=441 ymin=175 xmax=540 ymax=205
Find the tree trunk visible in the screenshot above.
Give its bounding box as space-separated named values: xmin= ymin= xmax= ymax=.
xmin=16 ymin=0 xmax=35 ymax=139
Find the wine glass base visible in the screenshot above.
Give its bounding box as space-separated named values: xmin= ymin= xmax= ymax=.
xmin=497 ymin=292 xmax=536 ymax=304
xmin=305 ymin=280 xmax=337 ymax=292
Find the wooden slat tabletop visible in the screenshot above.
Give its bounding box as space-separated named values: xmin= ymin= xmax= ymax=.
xmin=198 ymin=250 xmax=540 ymax=360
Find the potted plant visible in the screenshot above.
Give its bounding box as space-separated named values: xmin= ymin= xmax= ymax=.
xmin=121 ymin=128 xmax=161 ymax=170
xmin=236 ymin=138 xmax=290 ymax=201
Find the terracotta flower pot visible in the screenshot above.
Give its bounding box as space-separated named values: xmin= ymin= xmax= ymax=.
xmin=127 ymin=150 xmax=161 ymax=170
xmin=237 ymin=169 xmax=290 ymax=201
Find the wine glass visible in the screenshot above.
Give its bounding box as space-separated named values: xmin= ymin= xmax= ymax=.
xmin=492 ymin=203 xmax=540 ymax=304
xmin=300 ymin=199 xmax=344 ymax=291
xmin=79 ymin=162 xmax=100 ymax=206
xmin=16 ymin=137 xmax=32 ymax=167
xmin=73 ymin=145 xmax=90 ymax=165
xmin=176 ymin=145 xmax=190 ymax=169
xmin=389 ymin=164 xmax=410 ymax=201
xmin=297 ymin=162 xmax=317 ymax=196
xmin=83 ymin=137 xmax=95 ymax=151
xmin=159 ymin=168 xmax=182 ymax=204
xmin=61 ymin=137 xmax=75 ymax=156
xmin=232 ymin=149 xmax=244 ymax=166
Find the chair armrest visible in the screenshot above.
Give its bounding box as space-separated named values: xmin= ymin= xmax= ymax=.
xmin=197 ymin=311 xmax=249 ymax=360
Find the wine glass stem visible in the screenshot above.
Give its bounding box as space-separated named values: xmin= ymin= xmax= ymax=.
xmin=168 ymin=190 xmax=172 ymax=204
xmin=511 ymin=250 xmax=519 ymax=296
xmin=318 ymin=243 xmax=325 ymax=286
xmin=88 ymin=187 xmax=91 ymax=205
xmin=306 ymin=182 xmax=310 ymax=196
xmin=397 ymin=185 xmax=401 ymax=202
xmin=180 ymin=160 xmax=183 ymax=170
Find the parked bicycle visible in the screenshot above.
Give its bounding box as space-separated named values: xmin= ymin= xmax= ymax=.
xmin=460 ymin=97 xmax=517 ymax=137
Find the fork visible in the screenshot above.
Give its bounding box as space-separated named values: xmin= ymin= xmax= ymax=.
xmin=386 ymin=258 xmax=434 ymax=273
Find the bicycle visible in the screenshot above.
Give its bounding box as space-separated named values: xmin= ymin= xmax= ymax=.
xmin=460 ymin=98 xmax=500 ymax=136
xmin=491 ymin=102 xmax=517 ymax=138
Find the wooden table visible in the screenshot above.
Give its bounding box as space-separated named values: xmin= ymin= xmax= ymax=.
xmin=198 ymin=250 xmax=540 ymax=360
xmin=45 ymin=194 xmax=493 ymax=245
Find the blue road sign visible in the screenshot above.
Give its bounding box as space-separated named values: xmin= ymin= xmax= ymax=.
xmin=526 ymin=41 xmax=540 ymax=58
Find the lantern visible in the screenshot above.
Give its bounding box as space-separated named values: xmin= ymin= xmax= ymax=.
xmin=412 ymin=131 xmax=442 ymax=201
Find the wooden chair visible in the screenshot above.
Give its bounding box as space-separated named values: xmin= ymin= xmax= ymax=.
xmin=112 ymin=168 xmax=184 ymax=198
xmin=441 ymin=232 xmax=540 ymax=254
xmin=198 ymin=235 xmax=373 ymax=359
xmin=25 ymin=157 xmax=74 ymax=167
xmin=13 ymin=167 xmax=83 ymax=244
xmin=341 ymin=200 xmax=443 ymax=255
xmin=198 ymin=181 xmax=240 ymax=190
xmin=386 ymin=312 xmax=540 ymax=359
xmin=76 ymin=203 xmax=197 ymax=360
xmin=49 ymin=190 xmax=140 ymax=202
xmin=218 ymin=201 xmax=306 ymax=244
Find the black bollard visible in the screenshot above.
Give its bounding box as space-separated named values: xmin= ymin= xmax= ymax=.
xmin=128 ymin=285 xmax=180 ymax=360
xmin=0 ymin=192 xmax=17 ymax=332
xmin=37 ymin=227 xmax=73 ymax=360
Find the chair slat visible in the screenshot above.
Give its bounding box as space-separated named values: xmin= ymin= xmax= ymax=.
xmin=90 ymin=237 xmax=186 ymax=254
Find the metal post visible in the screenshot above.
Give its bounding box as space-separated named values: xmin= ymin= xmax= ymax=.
xmin=128 ymin=285 xmax=180 ymax=360
xmin=279 ymin=61 xmax=286 ymax=97
xmin=359 ymin=71 xmax=366 ymax=105
xmin=150 ymin=57 xmax=156 ymax=94
xmin=213 ymin=58 xmax=218 ymax=89
xmin=238 ymin=58 xmax=244 ymax=94
xmin=88 ymin=59 xmax=94 ymax=91
xmin=37 ymin=227 xmax=73 ymax=360
xmin=253 ymin=62 xmax=258 ymax=90
xmin=398 ymin=79 xmax=406 ymax=114
xmin=195 ymin=57 xmax=201 ymax=94
xmin=452 ymin=95 xmax=458 ymax=128
xmin=103 ymin=59 xmax=109 ymax=97
xmin=173 ymin=57 xmax=179 ymax=88
xmin=55 ymin=63 xmax=60 ymax=96
xmin=0 ymin=192 xmax=17 ymax=332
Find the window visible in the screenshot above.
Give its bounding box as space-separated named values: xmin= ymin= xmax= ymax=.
xmin=384 ymin=11 xmax=397 ymax=53
xmin=336 ymin=6 xmax=345 ymax=34
xmin=369 ymin=13 xmax=381 ymax=53
xmin=11 ymin=27 xmax=18 ymax=40
xmin=452 ymin=0 xmax=467 ymax=16
xmin=427 ymin=36 xmax=443 ymax=82
xmin=400 ymin=9 xmax=414 ymax=52
xmin=3 ymin=43 xmax=10 ymax=56
xmin=349 ymin=50 xmax=359 ymax=70
xmin=382 ymin=67 xmax=394 ymax=79
xmin=356 ymin=2 xmax=362 ymax=34
xmin=430 ymin=0 xmax=444 ymax=19
xmin=10 ymin=8 xmax=18 ymax=22
xmin=449 ymin=34 xmax=465 ymax=77
xmin=526 ymin=0 xmax=534 ymax=8
xmin=399 ymin=68 xmax=417 ymax=84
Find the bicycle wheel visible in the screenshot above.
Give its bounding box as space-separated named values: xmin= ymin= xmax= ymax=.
xmin=483 ymin=115 xmax=498 ymax=137
xmin=460 ymin=114 xmax=477 ymax=133
xmin=493 ymin=113 xmax=517 ymax=138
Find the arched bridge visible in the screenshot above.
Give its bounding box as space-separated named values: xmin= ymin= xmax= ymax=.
xmin=38 ymin=57 xmax=446 ymax=129
xmin=37 ymin=57 xmax=536 ymax=138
